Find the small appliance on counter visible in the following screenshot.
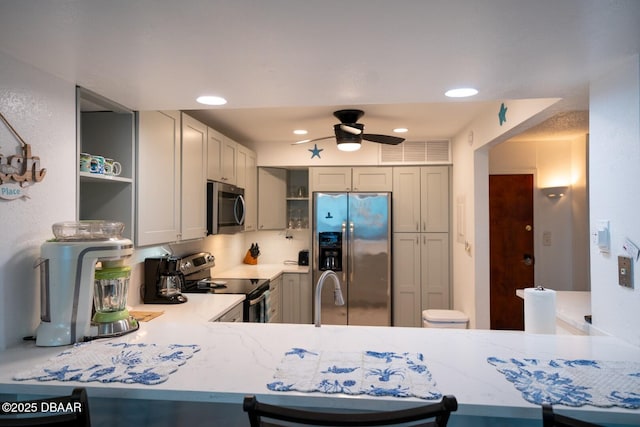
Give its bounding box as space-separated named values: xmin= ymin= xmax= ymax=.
xmin=143 ymin=256 xmax=191 ymax=304
xmin=34 ymin=221 xmax=138 ymax=347
xmin=298 ymin=250 xmax=309 ymax=266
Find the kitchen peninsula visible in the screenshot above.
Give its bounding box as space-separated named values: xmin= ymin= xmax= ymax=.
xmin=1 ymin=312 xmax=639 ymax=427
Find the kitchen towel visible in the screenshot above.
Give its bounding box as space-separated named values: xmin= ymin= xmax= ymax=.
xmin=13 ymin=342 xmax=200 ymax=385
xmin=524 ymin=287 xmax=556 ymax=334
xmin=267 ymin=348 xmax=442 ymax=400
xmin=488 ymin=357 xmax=640 ymax=408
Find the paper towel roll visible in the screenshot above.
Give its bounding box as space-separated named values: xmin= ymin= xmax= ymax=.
xmin=524 ymin=287 xmax=557 ymax=334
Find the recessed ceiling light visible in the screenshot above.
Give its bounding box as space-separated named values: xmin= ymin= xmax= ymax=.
xmin=393 ymin=128 xmax=408 ymax=133
xmin=445 ymin=88 xmax=479 ymax=98
xmin=293 ymin=129 xmax=308 ymax=135
xmin=196 ymin=95 xmax=227 ymax=105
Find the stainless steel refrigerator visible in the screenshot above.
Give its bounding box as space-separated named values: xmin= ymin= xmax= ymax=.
xmin=313 ymin=192 xmax=391 ymax=326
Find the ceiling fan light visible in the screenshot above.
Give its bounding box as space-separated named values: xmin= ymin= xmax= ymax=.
xmin=337 ymin=141 xmax=361 ymax=152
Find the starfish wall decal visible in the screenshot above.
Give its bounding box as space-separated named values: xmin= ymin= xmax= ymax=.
xmin=309 ymin=143 xmax=323 ymax=159
xmin=498 ymin=102 xmax=508 ymax=126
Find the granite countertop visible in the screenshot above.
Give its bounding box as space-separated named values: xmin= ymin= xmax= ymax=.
xmin=213 ymin=263 xmax=310 ymax=281
xmin=1 ymin=319 xmax=639 ymax=425
xmin=129 ymin=293 xmax=245 ymax=323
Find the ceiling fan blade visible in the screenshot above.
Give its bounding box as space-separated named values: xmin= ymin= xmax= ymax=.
xmin=340 ymin=124 xmax=362 ymax=135
xmin=291 ymin=135 xmax=333 ymax=145
xmin=362 ymin=134 xmax=405 ymax=145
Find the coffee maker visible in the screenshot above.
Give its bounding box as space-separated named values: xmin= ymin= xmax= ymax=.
xmin=143 ymin=256 xmax=188 ymax=304
xmin=318 ymin=232 xmax=342 ymax=271
xmin=35 ymin=221 xmax=138 ymax=347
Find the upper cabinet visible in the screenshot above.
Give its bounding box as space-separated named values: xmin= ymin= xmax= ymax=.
xmin=237 ymin=144 xmax=257 ymax=232
xmin=136 ymin=111 xmax=206 ymax=246
xmin=207 ymin=128 xmax=237 ymax=185
xmin=392 ymin=166 xmax=450 ymax=233
xmin=258 ymin=167 xmax=287 ymax=230
xmin=180 ymin=114 xmax=208 ymax=240
xmin=136 ymin=110 xmax=181 ymax=246
xmin=310 ymin=167 xmax=392 ymax=192
xmin=77 ymin=87 xmax=135 ymax=240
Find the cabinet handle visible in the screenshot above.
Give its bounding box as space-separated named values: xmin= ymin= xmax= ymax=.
xmin=423 ymin=221 xmax=426 ymax=231
xmin=416 ymin=222 xmax=419 ymax=231
xmin=416 ymin=236 xmax=419 ymax=245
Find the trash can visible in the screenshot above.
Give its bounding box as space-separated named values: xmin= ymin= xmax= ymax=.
xmin=422 ymin=309 xmax=469 ymax=329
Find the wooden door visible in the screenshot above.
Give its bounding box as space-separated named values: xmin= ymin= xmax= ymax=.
xmin=489 ymin=174 xmax=534 ymax=330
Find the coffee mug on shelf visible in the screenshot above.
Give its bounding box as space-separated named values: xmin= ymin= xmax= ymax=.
xmin=80 ymin=152 xmax=91 ymax=172
xmin=90 ymin=155 xmax=105 ymax=174
xmin=104 ymin=158 xmax=122 ymax=176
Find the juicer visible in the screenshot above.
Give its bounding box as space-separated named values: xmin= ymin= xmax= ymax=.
xmin=35 ymin=221 xmax=138 ymax=346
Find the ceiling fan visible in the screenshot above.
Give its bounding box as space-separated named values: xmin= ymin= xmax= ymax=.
xmin=293 ymin=109 xmax=405 ymax=152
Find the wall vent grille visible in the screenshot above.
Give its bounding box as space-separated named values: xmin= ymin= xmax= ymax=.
xmin=379 ymin=140 xmax=451 ymax=164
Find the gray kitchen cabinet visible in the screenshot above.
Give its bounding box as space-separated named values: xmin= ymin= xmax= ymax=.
xmin=77 ymin=87 xmax=135 ymax=240
xmin=286 ymin=169 xmax=309 ymax=230
xmin=392 ymin=166 xmax=450 ymax=233
xmin=136 ymin=110 xmax=181 ymax=246
xmin=392 ymin=166 xmax=451 ymax=326
xmin=310 ymin=167 xmax=392 ymax=192
xmin=258 ymin=167 xmax=287 ymax=230
xmin=180 ymin=114 xmax=208 ymax=240
xmin=137 ymin=111 xmax=207 ymax=245
xmin=214 ymin=301 xmax=243 ymax=322
xmin=282 ymin=272 xmax=312 ymax=324
xmin=237 ymin=144 xmax=257 ymax=231
xmin=207 ymin=127 xmax=237 ymax=185
xmin=392 ymin=233 xmax=450 ymax=327
xmin=268 ymin=275 xmax=283 ymax=323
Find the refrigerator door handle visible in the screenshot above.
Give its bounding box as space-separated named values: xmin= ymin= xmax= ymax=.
xmin=349 ymin=221 xmax=355 ymax=284
xmin=342 ymin=222 xmax=348 ymax=284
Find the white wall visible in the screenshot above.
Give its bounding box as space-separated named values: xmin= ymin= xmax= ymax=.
xmin=589 ymin=55 xmax=640 ymax=346
xmin=489 ymin=136 xmax=589 ymax=292
xmin=450 ymin=98 xmax=562 ymax=329
xmin=0 ymin=51 xmax=77 ymax=350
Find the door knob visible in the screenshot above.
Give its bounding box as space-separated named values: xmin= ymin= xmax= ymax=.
xmin=522 ymin=254 xmax=534 ymax=266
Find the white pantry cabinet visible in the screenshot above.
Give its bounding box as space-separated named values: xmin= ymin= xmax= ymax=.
xmin=310 ymin=167 xmax=392 ymax=192
xmin=207 ymin=127 xmax=237 ymax=185
xmin=136 ymin=110 xmax=181 ymax=246
xmin=392 ymin=233 xmax=450 ymax=327
xmin=392 ymin=166 xmax=450 ymax=233
xmin=392 ymin=166 xmax=451 ymax=327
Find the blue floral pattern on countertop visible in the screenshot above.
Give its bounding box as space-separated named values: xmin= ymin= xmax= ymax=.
xmin=268 ymin=348 xmax=441 ymax=400
xmin=488 ymin=357 xmax=640 ymax=409
xmin=14 ymin=342 xmax=200 ymax=385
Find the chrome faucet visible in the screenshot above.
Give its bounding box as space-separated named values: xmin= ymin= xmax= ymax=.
xmin=314 ymin=270 xmax=345 ymax=327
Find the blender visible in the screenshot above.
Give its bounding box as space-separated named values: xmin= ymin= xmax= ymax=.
xmin=35 ymin=220 xmax=138 ymax=346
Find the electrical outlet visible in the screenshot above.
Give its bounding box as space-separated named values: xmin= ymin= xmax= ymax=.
xmin=618 ymin=256 xmax=633 ymax=288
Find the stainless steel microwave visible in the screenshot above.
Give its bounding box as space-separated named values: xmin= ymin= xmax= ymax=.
xmin=207 ymin=181 xmax=245 ymax=234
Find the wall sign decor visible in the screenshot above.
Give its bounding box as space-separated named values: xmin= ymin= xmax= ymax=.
xmin=498 ymin=102 xmax=508 ymax=126
xmin=309 ymin=143 xmax=323 ymax=159
xmin=0 ymin=111 xmax=47 ymax=200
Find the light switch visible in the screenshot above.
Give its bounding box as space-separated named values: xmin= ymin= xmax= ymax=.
xmin=618 ymin=256 xmax=633 ymax=288
xmin=543 ymin=231 xmax=552 ymax=246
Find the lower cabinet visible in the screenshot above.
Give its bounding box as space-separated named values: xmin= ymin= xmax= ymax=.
xmin=215 ymin=301 xmax=244 ymax=323
xmin=392 ymin=233 xmax=450 ymax=327
xmin=267 ymin=275 xmax=282 ymax=323
xmin=282 ymin=273 xmax=312 ymax=324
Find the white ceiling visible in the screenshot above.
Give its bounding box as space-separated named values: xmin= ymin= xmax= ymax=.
xmin=1 ymin=1 xmax=639 ymax=146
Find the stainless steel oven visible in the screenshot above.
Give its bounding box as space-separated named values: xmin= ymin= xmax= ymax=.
xmin=207 ymin=181 xmax=245 ymax=235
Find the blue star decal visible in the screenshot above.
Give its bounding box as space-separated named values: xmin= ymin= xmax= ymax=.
xmin=498 ymin=102 xmax=508 ymax=126
xmin=309 ymin=143 xmax=323 ymax=159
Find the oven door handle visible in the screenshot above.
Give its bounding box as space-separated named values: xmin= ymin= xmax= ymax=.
xmin=249 ymin=292 xmax=266 ymax=306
